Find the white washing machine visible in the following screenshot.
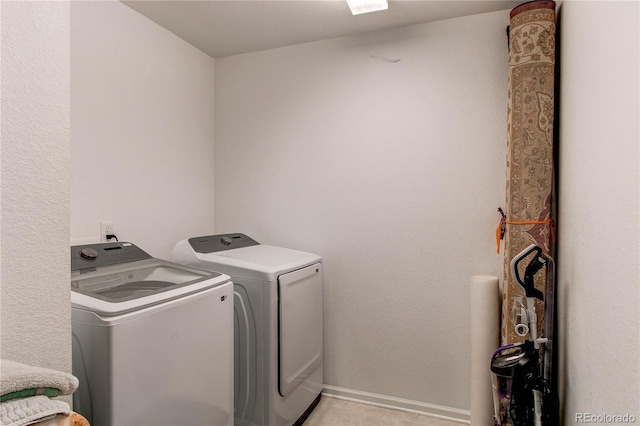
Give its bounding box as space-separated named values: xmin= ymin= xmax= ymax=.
xmin=71 ymin=242 xmax=234 ymax=426
xmin=172 ymin=234 xmax=323 ymax=426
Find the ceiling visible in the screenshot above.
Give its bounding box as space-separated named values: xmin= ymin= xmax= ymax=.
xmin=121 ymin=0 xmax=520 ymax=58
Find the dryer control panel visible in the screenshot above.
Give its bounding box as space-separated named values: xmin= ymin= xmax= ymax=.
xmin=189 ymin=233 xmax=260 ymax=253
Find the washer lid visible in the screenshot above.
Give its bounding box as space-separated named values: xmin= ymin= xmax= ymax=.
xmin=71 ymin=258 xmax=228 ymax=315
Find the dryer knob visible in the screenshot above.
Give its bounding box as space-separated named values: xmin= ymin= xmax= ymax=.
xmin=80 ymin=248 xmax=98 ymax=261
xmin=221 ymin=237 xmax=232 ymax=246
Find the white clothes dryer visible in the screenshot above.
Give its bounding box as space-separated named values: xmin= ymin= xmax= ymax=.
xmin=71 ymin=242 xmax=233 ymax=426
xmin=172 ymin=234 xmax=323 ymax=426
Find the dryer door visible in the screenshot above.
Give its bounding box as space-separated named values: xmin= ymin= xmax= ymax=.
xmin=278 ymin=263 xmax=323 ymax=397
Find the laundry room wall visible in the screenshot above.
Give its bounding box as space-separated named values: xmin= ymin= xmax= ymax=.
xmin=557 ymin=1 xmax=640 ymax=422
xmin=1 ymin=1 xmax=71 ymax=372
xmin=71 ymin=1 xmax=216 ymax=259
xmin=214 ymin=10 xmax=509 ymax=416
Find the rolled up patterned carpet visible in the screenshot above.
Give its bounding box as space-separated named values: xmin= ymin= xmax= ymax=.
xmin=502 ymin=0 xmax=557 ymax=345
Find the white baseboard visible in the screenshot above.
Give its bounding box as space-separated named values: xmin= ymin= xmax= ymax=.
xmin=322 ymin=385 xmax=471 ymax=424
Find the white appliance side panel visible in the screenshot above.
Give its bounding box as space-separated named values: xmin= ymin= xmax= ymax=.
xmin=233 ymin=283 xmax=260 ymax=425
xmin=110 ymin=282 xmax=234 ymax=426
xmin=278 ymin=263 xmax=323 ymax=397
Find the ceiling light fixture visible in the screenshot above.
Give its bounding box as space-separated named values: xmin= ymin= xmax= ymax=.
xmin=346 ymin=0 xmax=388 ymax=15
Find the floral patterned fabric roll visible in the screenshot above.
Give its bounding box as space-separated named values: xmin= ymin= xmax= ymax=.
xmin=503 ymin=1 xmax=556 ymax=345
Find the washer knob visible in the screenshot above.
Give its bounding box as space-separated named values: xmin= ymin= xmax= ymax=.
xmin=221 ymin=236 xmax=232 ymax=246
xmin=80 ymin=248 xmax=98 ymax=261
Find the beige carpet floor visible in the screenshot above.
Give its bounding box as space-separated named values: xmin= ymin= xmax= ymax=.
xmin=303 ymin=396 xmax=464 ymax=426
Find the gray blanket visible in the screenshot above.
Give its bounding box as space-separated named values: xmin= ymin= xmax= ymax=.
xmin=0 ymin=360 xmax=78 ymax=402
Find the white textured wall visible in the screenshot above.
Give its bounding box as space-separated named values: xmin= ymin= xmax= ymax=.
xmin=0 ymin=1 xmax=71 ymax=372
xmin=4 ymin=1 xmax=636 ymax=420
xmin=558 ymin=1 xmax=640 ymax=421
xmin=71 ymin=1 xmax=216 ymax=259
xmin=215 ymin=10 xmax=509 ymax=412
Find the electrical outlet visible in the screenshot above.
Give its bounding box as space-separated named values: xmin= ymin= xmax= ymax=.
xmin=101 ymin=221 xmax=115 ymax=242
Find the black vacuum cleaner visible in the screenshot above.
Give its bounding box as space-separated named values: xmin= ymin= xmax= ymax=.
xmin=491 ymin=244 xmax=559 ymax=426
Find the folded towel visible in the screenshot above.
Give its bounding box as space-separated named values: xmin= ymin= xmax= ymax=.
xmin=21 ymin=413 xmax=73 ymax=426
xmin=0 ymin=395 xmax=71 ymax=426
xmin=0 ymin=361 xmax=78 ymax=403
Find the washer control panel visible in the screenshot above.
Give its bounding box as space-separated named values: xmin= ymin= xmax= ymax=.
xmin=71 ymin=242 xmax=152 ymax=271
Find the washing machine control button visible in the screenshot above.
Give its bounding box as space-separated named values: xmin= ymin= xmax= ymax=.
xmin=80 ymin=248 xmax=98 ymax=261
xmin=221 ymin=236 xmax=233 ymax=246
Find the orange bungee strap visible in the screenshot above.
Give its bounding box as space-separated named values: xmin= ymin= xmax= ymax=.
xmin=496 ymin=207 xmax=555 ymax=254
